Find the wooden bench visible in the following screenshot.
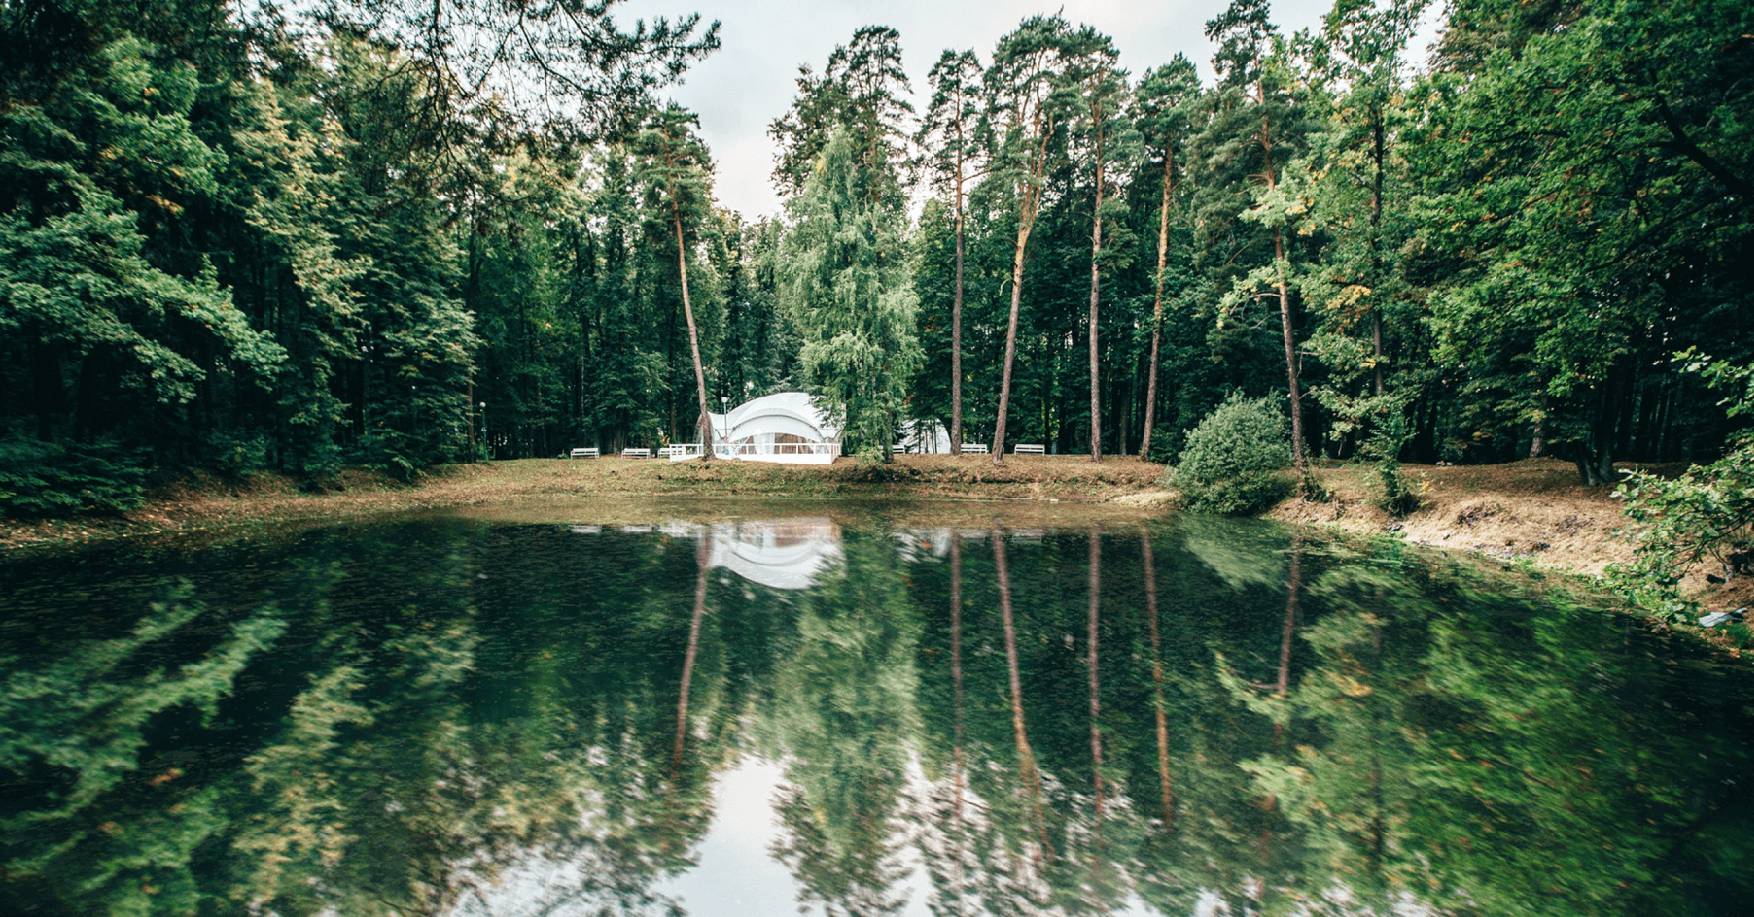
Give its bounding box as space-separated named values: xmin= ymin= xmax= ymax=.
xmin=960 ymin=443 xmax=990 ymax=455
xmin=1012 ymin=443 xmax=1045 ymax=455
xmin=892 ymin=444 xmax=907 ymax=454
xmin=569 ymin=447 xmax=599 ymax=459
xmin=620 ymin=448 xmax=652 ymax=459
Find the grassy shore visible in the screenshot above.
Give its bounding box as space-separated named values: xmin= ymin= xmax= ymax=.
xmin=4 ymin=454 xmax=1741 ymax=615
xmin=0 ymin=454 xmax=1169 ymax=549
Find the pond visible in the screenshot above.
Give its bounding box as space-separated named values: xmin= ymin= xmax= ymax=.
xmin=1 ymin=503 xmax=1750 ymax=915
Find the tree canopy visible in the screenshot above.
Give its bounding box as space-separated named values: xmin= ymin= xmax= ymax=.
xmin=3 ymin=0 xmax=1751 ymax=516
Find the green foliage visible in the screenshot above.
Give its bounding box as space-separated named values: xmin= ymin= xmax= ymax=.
xmin=4 ymin=0 xmax=1753 ymax=534
xmin=1609 ymin=355 xmax=1754 ymax=621
xmin=1172 ymin=393 xmax=1292 ymax=514
xmin=1366 ymin=412 xmax=1421 ymax=516
xmin=0 ymin=0 xmax=729 ymax=509
xmin=0 ymin=439 xmax=147 ymax=518
xmin=769 ymin=26 xmax=914 ymax=207
xmin=778 ymin=129 xmax=921 ymax=459
xmin=1144 ymin=425 xmax=1182 ymax=465
xmin=1405 ymin=0 xmax=1754 ymax=481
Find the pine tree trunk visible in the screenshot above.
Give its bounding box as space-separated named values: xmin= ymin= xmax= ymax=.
xmin=1141 ymin=145 xmax=1173 ymax=459
xmin=950 ymin=533 xmax=966 ymax=820
xmin=1259 ymin=96 xmax=1307 ymax=478
xmin=994 ymin=528 xmax=1048 ymax=853
xmin=992 ymin=217 xmax=1030 ymax=465
xmin=1370 ymin=114 xmax=1386 ymax=397
xmin=671 ymin=197 xmax=715 ymax=460
xmin=1275 ymin=227 xmax=1307 ymax=477
xmin=1143 ymin=533 xmax=1174 ymax=825
xmin=1087 ymin=112 xmax=1105 ymax=463
xmin=951 ymin=127 xmax=966 ymax=453
xmin=673 ymin=533 xmax=709 ymax=770
xmin=993 ymin=112 xmax=1049 ymax=467
xmin=1087 ymin=531 xmax=1104 ymax=823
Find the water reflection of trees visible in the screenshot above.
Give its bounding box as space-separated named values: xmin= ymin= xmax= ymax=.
xmin=3 ymin=517 xmax=1752 ymax=914
xmin=762 ymin=531 xmax=921 ymax=915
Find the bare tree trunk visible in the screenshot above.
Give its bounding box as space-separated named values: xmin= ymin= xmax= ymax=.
xmin=671 ymin=192 xmax=715 ymax=460
xmin=992 ymin=220 xmax=1030 ymax=465
xmin=1274 ymin=227 xmax=1307 ymax=478
xmin=1259 ymin=94 xmax=1307 ymax=478
xmin=1143 ymin=533 xmax=1174 ymax=826
xmin=1141 ymin=146 xmax=1173 ymax=459
xmin=993 ymin=115 xmax=1050 ymax=467
xmin=1087 ymin=100 xmax=1105 ymax=463
xmin=1370 ymin=114 xmax=1386 ymax=397
xmin=951 ymin=119 xmax=966 ymax=453
xmin=673 ymin=533 xmax=710 ymax=771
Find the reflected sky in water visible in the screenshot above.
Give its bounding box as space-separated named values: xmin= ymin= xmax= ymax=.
xmin=1 ymin=507 xmax=1750 ymax=915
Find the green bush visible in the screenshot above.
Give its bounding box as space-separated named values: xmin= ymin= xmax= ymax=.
xmin=1608 ymin=354 xmax=1754 ymax=623
xmin=0 ymin=438 xmax=148 ymax=518
xmin=1366 ymin=413 xmax=1422 ymax=516
xmin=1170 ymin=393 xmax=1292 ymax=514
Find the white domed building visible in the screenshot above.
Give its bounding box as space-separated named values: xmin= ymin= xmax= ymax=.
xmin=665 ymin=391 xmax=952 ymax=463
xmin=662 ymin=391 xmax=840 ymax=464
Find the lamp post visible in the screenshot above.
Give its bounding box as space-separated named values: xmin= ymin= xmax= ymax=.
xmin=478 ymin=402 xmax=488 ymax=461
xmin=719 ymin=394 xmax=729 ymax=457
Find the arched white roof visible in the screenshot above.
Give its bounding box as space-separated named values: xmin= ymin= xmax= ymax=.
xmin=709 ymin=392 xmax=839 ymax=444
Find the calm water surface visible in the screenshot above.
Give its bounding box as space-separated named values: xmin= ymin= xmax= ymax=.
xmin=1 ymin=504 xmax=1750 ymax=915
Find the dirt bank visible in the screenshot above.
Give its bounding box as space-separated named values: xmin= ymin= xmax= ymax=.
xmin=1274 ymin=459 xmax=1633 ymax=575
xmin=1274 ymin=458 xmax=1748 ymax=613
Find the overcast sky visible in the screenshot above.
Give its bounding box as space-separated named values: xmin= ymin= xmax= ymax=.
xmin=616 ymin=0 xmax=1441 ymax=219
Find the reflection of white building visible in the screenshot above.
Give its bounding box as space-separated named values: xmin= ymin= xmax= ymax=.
xmin=615 ymin=518 xmax=843 ymax=590
xmin=705 ymin=518 xmax=841 ymax=591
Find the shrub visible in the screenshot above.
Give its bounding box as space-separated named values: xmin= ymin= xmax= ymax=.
xmin=1608 ymin=355 xmax=1754 ymax=623
xmin=1366 ymin=413 xmax=1422 ymax=516
xmin=0 ymin=438 xmax=148 ymax=518
xmin=1171 ymin=393 xmax=1291 ymax=514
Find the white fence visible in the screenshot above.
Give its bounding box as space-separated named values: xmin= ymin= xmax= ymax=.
xmin=665 ymin=441 xmax=842 ymax=464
